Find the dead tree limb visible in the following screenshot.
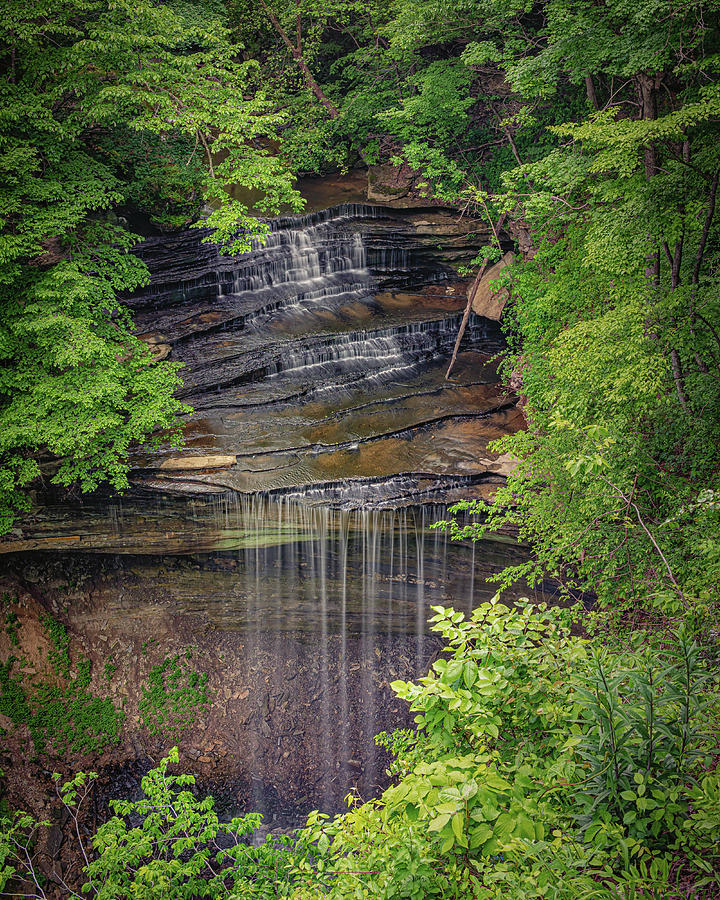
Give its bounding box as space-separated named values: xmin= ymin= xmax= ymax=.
xmin=445 ymin=260 xmax=491 ymax=380
xmin=446 ymin=209 xmax=506 ymax=380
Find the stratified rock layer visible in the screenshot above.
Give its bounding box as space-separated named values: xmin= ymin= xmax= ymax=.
xmin=0 ymin=197 xmax=534 ymax=832
xmin=4 ymin=202 xmax=520 ymax=554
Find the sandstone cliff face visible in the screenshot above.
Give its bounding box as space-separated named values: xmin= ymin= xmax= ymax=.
xmin=0 ymin=528 xmax=527 ymax=820
xmin=0 ymin=558 xmax=427 ymax=810
xmin=3 ymin=201 xmax=522 ymax=555
xmin=471 ymin=251 xmax=515 ymax=320
xmin=0 ymin=188 xmax=531 ymax=865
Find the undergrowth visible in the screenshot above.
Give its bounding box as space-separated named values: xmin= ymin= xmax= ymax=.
xmin=139 ymin=651 xmax=210 ymax=737
xmin=0 ymin=603 xmax=123 ymax=757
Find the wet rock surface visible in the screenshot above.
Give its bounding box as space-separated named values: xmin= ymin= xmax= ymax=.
xmin=3 ymin=202 xmax=519 ymax=554
xmin=1 ymin=558 xmax=444 ymax=813
xmin=0 ymin=196 xmax=530 ymax=847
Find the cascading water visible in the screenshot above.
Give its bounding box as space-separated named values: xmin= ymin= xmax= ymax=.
xmin=2 ymin=200 xmax=528 ymax=825
xmin=129 ymin=204 xmax=379 ymax=314
xmin=110 ymin=492 xmax=522 ymax=813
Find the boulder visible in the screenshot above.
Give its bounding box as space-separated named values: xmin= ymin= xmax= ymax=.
xmin=471 ymin=251 xmax=515 ymax=320
xmin=488 ymin=452 xmax=518 ymax=477
xmin=367 ymin=163 xmax=435 ymax=207
xmin=148 ymin=342 xmax=172 ymax=361
xmin=138 ymin=332 xmax=172 ymax=361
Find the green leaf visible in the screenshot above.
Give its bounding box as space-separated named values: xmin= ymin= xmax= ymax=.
xmin=451 ymin=812 xmax=467 ymax=848
xmin=428 ymin=813 xmax=451 ymax=833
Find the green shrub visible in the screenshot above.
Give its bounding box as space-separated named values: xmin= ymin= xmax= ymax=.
xmin=295 ymin=599 xmax=720 ymax=899
xmin=31 ymin=679 xmax=122 ymax=756
xmin=1 ymin=602 xmax=717 ymax=898
xmin=574 ymin=635 xmax=714 ymax=851
xmin=0 ymin=749 xmax=298 ymax=899
xmin=42 ymin=615 xmax=71 ymax=678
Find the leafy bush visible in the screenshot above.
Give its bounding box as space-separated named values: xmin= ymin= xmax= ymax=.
xmin=1 ymin=603 xmax=717 ymax=897
xmin=574 ymin=636 xmax=714 ymax=851
xmin=0 ymin=748 xmax=298 ymax=899
xmin=295 ymin=600 xmax=720 ymax=898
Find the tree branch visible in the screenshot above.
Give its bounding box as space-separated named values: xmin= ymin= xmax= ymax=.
xmin=600 ymin=477 xmax=687 ymax=605
xmin=258 ymin=0 xmax=339 ymax=118
xmin=691 ymin=167 xmax=719 ymax=287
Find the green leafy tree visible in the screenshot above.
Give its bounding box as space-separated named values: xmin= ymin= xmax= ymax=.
xmin=0 ymin=0 xmax=301 ymax=533
xmin=434 ymin=0 xmax=720 ymax=616
xmin=230 ymin=0 xmax=425 ymax=171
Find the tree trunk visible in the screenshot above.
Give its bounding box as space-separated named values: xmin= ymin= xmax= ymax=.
xmin=446 ymin=211 xmax=506 ymax=380
xmin=692 ymin=168 xmax=719 ymax=286
xmin=258 ymin=0 xmax=339 ymax=118
xmin=636 ymin=74 xmax=689 ymax=411
xmin=670 ymin=349 xmax=689 ymax=412
xmin=637 ymin=74 xmax=658 ymax=178
xmin=585 ymin=74 xmax=599 ymax=110
xmin=502 ymin=126 xmax=522 ymax=166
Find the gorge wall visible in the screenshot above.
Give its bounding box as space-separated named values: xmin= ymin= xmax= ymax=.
xmin=0 ymin=195 xmax=528 ymax=835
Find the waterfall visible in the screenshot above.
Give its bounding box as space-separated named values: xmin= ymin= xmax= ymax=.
xmin=264 ymin=317 xmax=486 ymax=377
xmin=136 ymin=204 xmax=505 ymax=408
xmin=129 ymin=204 xmax=385 ymax=313
xmin=6 ymin=200 xmax=524 ymax=825
xmin=197 ymin=492 xmax=514 ymax=809
xmin=226 ymin=226 xmax=366 ymax=296
xmin=193 ymin=491 xmax=518 ymax=635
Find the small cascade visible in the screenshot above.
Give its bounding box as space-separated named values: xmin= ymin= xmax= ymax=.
xmin=265 ymin=317 xmax=485 ymax=378
xmin=272 ymin=473 xmax=495 ymax=509
xmin=129 ymin=204 xmax=387 ymax=313
xmin=224 ymin=227 xmax=365 ymax=297
xmin=177 ymin=315 xmax=501 ymax=404
xmin=129 ymin=204 xmax=505 ymax=409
